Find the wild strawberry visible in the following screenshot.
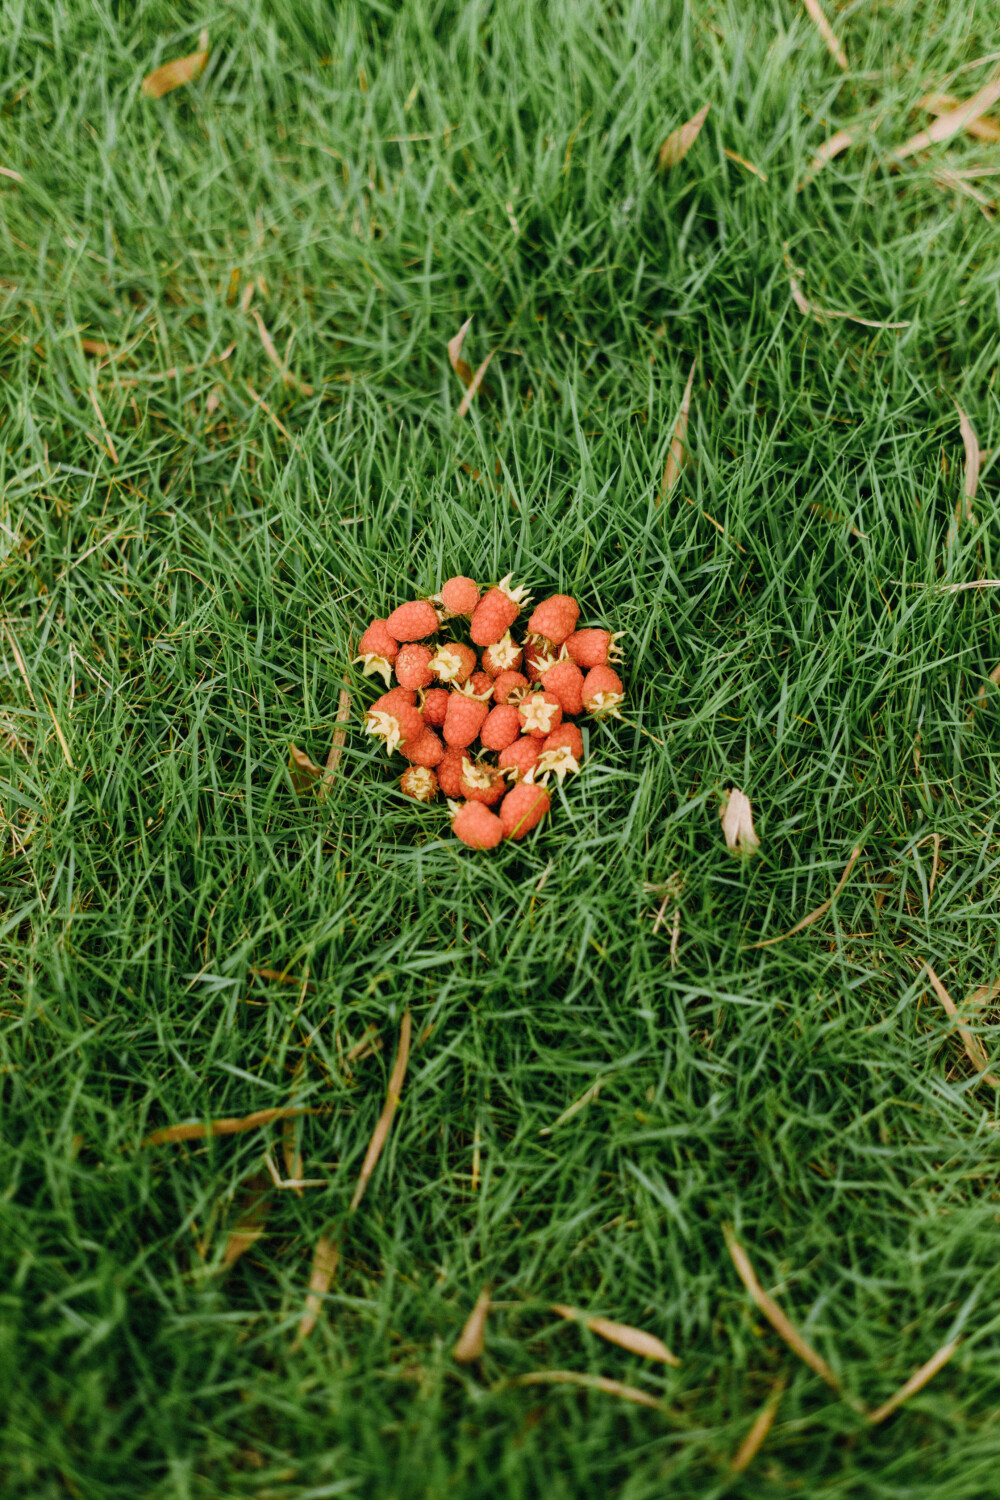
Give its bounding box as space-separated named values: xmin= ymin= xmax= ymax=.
xmin=499 ymin=782 xmax=550 ymax=840
xmin=527 ymin=594 xmax=579 ymax=646
xmin=523 ymin=639 xmax=558 ymax=683
xmin=565 ymin=628 xmax=624 ymax=669
xmin=385 ymin=599 xmax=441 ymax=641
xmin=436 ymin=575 xmax=480 ymax=617
xmin=459 ymin=757 xmax=506 ymax=806
xmin=481 ymin=630 xmax=523 ymax=676
xmin=470 ymin=671 xmax=494 ymax=697
xmin=582 ymin=665 xmax=625 ymax=717
xmin=470 ymin=574 xmax=531 ymax=647
xmin=480 ymin=703 xmax=521 ymax=752
xmin=365 ymin=693 xmax=424 ymax=755
xmin=400 ymin=726 xmax=445 ymax=767
xmin=450 ymin=799 xmax=504 ymax=850
xmin=493 ymin=669 xmax=529 ymax=705
xmin=400 ymin=765 xmax=438 ymax=802
xmin=543 ymin=722 xmax=584 ymax=762
xmin=541 ymin=659 xmax=585 ymax=715
xmin=498 ymin=736 xmax=543 ymax=782
xmin=428 ymin=641 xmax=476 ymax=686
xmin=419 ymin=687 xmax=450 ymax=728
xmin=395 ymin=642 xmax=435 ymax=691
xmin=437 ymin=747 xmax=467 ymax=798
xmin=518 ymin=691 xmax=563 ymax=739
xmin=443 ymin=686 xmax=491 ymax=748
xmin=353 ymin=619 xmax=400 ymax=688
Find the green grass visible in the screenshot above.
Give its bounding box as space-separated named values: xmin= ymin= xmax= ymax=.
xmin=3 ymin=0 xmax=1000 ymax=1494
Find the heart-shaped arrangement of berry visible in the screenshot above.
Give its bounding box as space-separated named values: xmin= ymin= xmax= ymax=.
xmin=355 ymin=576 xmax=625 ymax=848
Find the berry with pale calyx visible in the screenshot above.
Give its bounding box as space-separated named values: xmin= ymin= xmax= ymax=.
xmin=437 ymin=747 xmax=467 ymax=799
xmin=499 ymin=782 xmax=551 ymax=840
xmin=523 ymin=638 xmax=558 ymax=683
xmin=481 ymin=630 xmax=523 ymax=676
xmin=480 ymin=703 xmax=521 ymax=752
xmin=532 ymin=744 xmax=581 ymax=785
xmin=365 ymin=693 xmax=424 ymax=755
xmin=470 ymin=574 xmax=531 ymax=647
xmin=428 ymin=640 xmax=476 ymax=686
xmin=385 ymin=599 xmax=441 ymax=641
xmin=400 ymin=726 xmax=445 ymax=767
xmin=518 ymin=690 xmax=563 ymax=739
xmin=526 ymin=594 xmax=579 ymax=646
xmin=395 ymin=642 xmax=435 ymax=691
xmin=582 ymin=665 xmax=625 ymax=718
xmin=542 ymin=722 xmax=584 ymax=762
xmin=498 ymin=736 xmax=543 ymax=782
xmin=436 ymin=575 xmax=480 ymax=617
xmin=419 ymin=687 xmax=450 ymax=728
xmin=458 ymin=757 xmax=506 ymax=806
xmin=470 ymin=671 xmax=494 ymax=697
xmin=541 ymin=658 xmax=585 ymax=716
xmin=565 ymin=628 xmax=624 ymax=670
xmin=493 ymin=669 xmax=529 ymax=705
xmin=443 ymin=684 xmax=492 ymax=748
xmin=353 ymin=619 xmax=399 ymax=688
xmin=450 ymin=799 xmax=504 ymax=850
xmin=400 ymin=765 xmax=438 ymax=802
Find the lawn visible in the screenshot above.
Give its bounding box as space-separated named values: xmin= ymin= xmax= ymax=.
xmin=3 ymin=1 xmax=1000 ymax=1495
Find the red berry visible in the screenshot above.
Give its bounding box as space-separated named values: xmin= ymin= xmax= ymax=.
xmin=565 ymin=628 xmax=621 ymax=669
xmin=458 ymin=757 xmax=506 ymax=805
xmin=385 ymin=599 xmax=441 ymax=641
xmin=582 ymin=665 xmax=624 ymax=717
xmin=419 ymin=687 xmax=450 ymax=728
xmin=443 ymin=690 xmax=490 ymax=748
xmin=470 ymin=671 xmax=494 ymax=697
xmin=537 ymin=722 xmax=583 ymax=783
xmin=395 ymin=642 xmax=435 ymax=690
xmin=499 ymin=782 xmax=550 ymax=840
xmin=523 ymin=639 xmax=558 ymax=683
xmin=480 ymin=703 xmax=521 ymax=752
xmin=354 ymin=619 xmax=400 ymax=687
xmin=498 ymin=736 xmax=543 ymax=782
xmin=481 ymin=631 xmax=523 ymax=675
xmin=400 ymin=766 xmax=438 ymax=802
xmin=541 ymin=659 xmax=585 ymax=715
xmin=518 ymin=691 xmax=563 ymax=739
xmin=428 ymin=640 xmax=476 ymax=685
xmin=543 ymin=722 xmax=584 ymax=761
xmin=470 ymin=575 xmax=530 ymax=647
xmin=365 ymin=693 xmax=424 ymax=755
xmin=527 ymin=594 xmax=579 ymax=646
xmin=437 ymin=747 xmax=467 ymax=798
xmin=451 ymin=800 xmax=504 ymax=849
xmin=400 ymin=726 xmax=445 ymax=767
xmin=493 ymin=669 xmax=529 ymax=705
xmin=438 ymin=576 xmax=480 ymax=616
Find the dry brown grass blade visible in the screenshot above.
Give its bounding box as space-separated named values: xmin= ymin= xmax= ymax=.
xmin=808 ymin=502 xmax=867 ymax=539
xmin=0 ymin=165 xmax=24 ymax=183
xmin=723 ymin=149 xmax=768 ymax=181
xmin=447 ymin=316 xmax=474 ymax=385
xmin=221 ymin=1171 xmax=270 ymax=1269
xmin=730 ymin=1381 xmax=786 ymax=1474
xmin=802 ymin=0 xmax=847 ymax=70
xmin=798 ymin=128 xmax=854 ymax=188
xmin=924 ymin=964 xmax=1000 ymax=1088
xmin=116 ymin=341 xmax=236 ymax=386
xmin=251 ymin=310 xmax=314 ymax=396
xmin=746 ymin=845 xmax=860 ymax=950
xmin=967 ymin=980 xmax=1000 ymax=1008
xmin=142 ymin=1105 xmax=310 ymax=1147
xmin=659 ymin=103 xmax=711 ymax=169
xmin=720 ymin=788 xmax=761 ymax=858
xmin=282 ymin=1116 xmax=304 ymax=1198
xmin=349 ymin=1010 xmax=412 ymax=1211
xmin=513 ymin=1370 xmax=664 ymax=1410
xmin=934 ymin=169 xmax=996 ymax=218
xmin=3 ymin=623 xmax=37 ymax=707
xmin=867 ymin=1340 xmax=958 ymax=1425
xmin=896 ymin=75 xmax=1000 ymax=160
xmin=456 ymin=351 xmax=496 ymax=419
xmin=141 ymin=29 xmax=209 ymax=99
xmin=786 ymin=257 xmax=910 ymax=329
xmin=250 ymin=966 xmax=315 ymax=988
xmin=87 ymin=386 xmax=118 ymax=464
xmin=918 ymin=91 xmax=1000 ymax=142
xmin=288 ymin=743 xmax=323 ymax=794
xmin=659 ymin=362 xmax=696 ymax=501
xmin=955 ymin=402 xmax=980 ymax=516
xmin=551 ymin=1305 xmax=681 ymax=1367
xmin=292 ymin=1234 xmax=339 ymax=1348
xmin=724 ymin=1226 xmax=847 ymax=1397
xmin=319 ymin=682 xmax=352 ymax=796
xmin=453 ymin=1286 xmax=491 ymax=1362
xmin=246 ymin=382 xmax=293 ymax=441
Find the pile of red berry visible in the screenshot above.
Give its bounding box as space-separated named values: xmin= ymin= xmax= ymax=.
xmin=355 ymin=576 xmax=624 ymax=848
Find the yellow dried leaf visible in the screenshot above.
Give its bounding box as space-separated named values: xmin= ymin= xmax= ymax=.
xmin=659 ymin=362 xmax=696 ymax=501
xmin=513 ymin=1370 xmax=664 ymax=1410
xmin=454 ymin=1287 xmax=491 ymax=1362
xmin=659 ymin=103 xmax=711 ymax=170
xmin=730 ymin=1382 xmax=785 ymax=1473
xmin=349 ymin=1010 xmax=412 ymax=1211
xmin=288 ymin=743 xmax=323 ymax=794
xmin=142 ymin=30 xmax=209 ymax=99
xmin=222 ymin=1171 xmax=269 ymax=1269
xmin=293 ymin=1234 xmax=339 ymax=1347
xmin=896 ymin=75 xmax=1000 ymax=161
xmin=955 ymin=401 xmax=980 ymax=517
xmin=802 ymin=0 xmax=848 ymax=70
xmin=456 ymin=350 xmax=495 ymax=419
xmin=448 ymin=316 xmax=474 ymax=385
xmin=551 ymin=1304 xmax=681 ymax=1366
xmin=723 ymin=149 xmax=768 ymax=181
xmin=719 ymin=788 xmax=760 ymax=858
xmin=142 ymin=1105 xmax=310 ymax=1147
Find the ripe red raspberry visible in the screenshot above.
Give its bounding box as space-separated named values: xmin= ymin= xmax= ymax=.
xmin=541 ymin=659 xmax=584 ymax=715
xmin=543 ymin=722 xmax=584 ymax=761
xmin=499 ymin=782 xmax=550 ymax=840
xmin=428 ymin=641 xmax=476 ymax=686
xmin=480 ymin=703 xmax=521 ymax=752
xmin=400 ymin=726 xmax=445 ymax=767
xmin=400 ymin=766 xmax=438 ymax=802
xmin=395 ymin=642 xmax=435 ymax=691
xmin=437 ymin=747 xmax=467 ymax=798
xmin=385 ymin=599 xmax=441 ymax=641
xmin=493 ymin=669 xmax=529 ymax=705
xmin=518 ymin=691 xmax=563 ymax=739
xmin=470 ymin=575 xmax=531 ymax=647
xmin=565 ymin=628 xmax=623 ymax=669
xmin=527 ymin=594 xmax=579 ymax=646
xmin=443 ymin=688 xmax=491 ymax=748
xmin=365 ymin=693 xmax=424 ymax=755
xmin=354 ymin=619 xmax=399 ymax=688
xmin=582 ymin=665 xmax=624 ymax=717
xmin=481 ymin=631 xmax=523 ymax=676
xmin=458 ymin=757 xmax=506 ymax=805
xmin=535 ymin=721 xmax=583 ymax=783
xmin=523 ymin=639 xmax=558 ymax=683
xmin=380 ymin=686 xmax=417 ymax=709
xmin=498 ymin=736 xmax=543 ymax=782
xmin=451 ymin=800 xmax=504 ymax=849
xmin=419 ymin=687 xmax=450 ymax=728
xmin=436 ymin=576 xmax=480 ymax=617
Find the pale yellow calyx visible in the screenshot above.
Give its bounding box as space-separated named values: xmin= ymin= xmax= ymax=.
xmin=532 ymin=747 xmax=580 ymax=784
xmin=521 ymin=696 xmax=560 ymax=735
xmin=455 ymin=679 xmax=494 ymax=702
xmin=353 ymin=651 xmax=393 ymax=689
xmin=429 ymin=644 xmax=466 ymax=684
xmin=446 ymin=797 xmax=465 ymax=817
xmin=460 ymin=757 xmax=495 ymax=791
xmin=485 ymin=630 xmax=521 ymax=672
xmin=496 ymin=573 xmax=531 ymax=607
xmin=402 ymin=766 xmax=437 ymax=802
xmin=365 ymin=709 xmax=405 ymax=755
xmin=608 ymin=632 xmax=626 ymax=665
xmin=585 ymin=690 xmax=624 ymax=719
xmin=506 ymin=682 xmax=531 ymax=706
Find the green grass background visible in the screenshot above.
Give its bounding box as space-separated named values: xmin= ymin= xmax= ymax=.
xmin=3 ymin=0 xmax=1000 ymax=1495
